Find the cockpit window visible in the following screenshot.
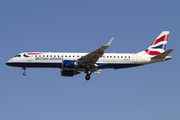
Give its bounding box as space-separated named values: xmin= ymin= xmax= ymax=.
xmin=15 ymin=55 xmax=21 ymax=57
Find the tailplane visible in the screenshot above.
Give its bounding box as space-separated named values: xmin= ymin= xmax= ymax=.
xmin=151 ymin=49 xmax=173 ymax=60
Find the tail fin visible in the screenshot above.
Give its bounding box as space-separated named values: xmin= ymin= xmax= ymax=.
xmin=137 ymin=31 xmax=170 ymax=56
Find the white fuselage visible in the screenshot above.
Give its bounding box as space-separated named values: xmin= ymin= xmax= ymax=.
xmin=6 ymin=52 xmax=154 ymax=71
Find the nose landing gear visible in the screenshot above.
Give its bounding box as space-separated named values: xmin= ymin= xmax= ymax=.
xmin=22 ymin=67 xmax=26 ymax=76
xmin=23 ymin=72 xmax=26 ymax=76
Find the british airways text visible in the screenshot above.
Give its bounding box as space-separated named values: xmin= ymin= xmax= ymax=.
xmin=35 ymin=57 xmax=63 ymax=60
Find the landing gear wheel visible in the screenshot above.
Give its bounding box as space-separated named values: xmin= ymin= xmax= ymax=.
xmin=85 ymin=75 xmax=90 ymax=81
xmin=23 ymin=72 xmax=26 ymax=76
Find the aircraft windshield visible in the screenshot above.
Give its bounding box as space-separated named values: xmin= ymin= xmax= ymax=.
xmin=15 ymin=55 xmax=21 ymax=57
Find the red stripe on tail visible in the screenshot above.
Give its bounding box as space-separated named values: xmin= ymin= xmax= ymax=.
xmin=145 ymin=49 xmax=161 ymax=56
xmin=150 ymin=34 xmax=169 ymax=46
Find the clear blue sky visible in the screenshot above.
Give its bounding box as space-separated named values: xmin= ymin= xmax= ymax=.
xmin=0 ymin=0 xmax=179 ymax=120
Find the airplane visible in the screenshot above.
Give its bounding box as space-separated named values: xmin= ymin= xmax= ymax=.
xmin=6 ymin=31 xmax=173 ymax=80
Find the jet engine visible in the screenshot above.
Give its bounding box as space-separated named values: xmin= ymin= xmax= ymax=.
xmin=61 ymin=69 xmax=80 ymax=77
xmin=62 ymin=60 xmax=78 ymax=68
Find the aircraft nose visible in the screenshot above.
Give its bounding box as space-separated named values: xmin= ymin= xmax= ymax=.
xmin=6 ymin=59 xmax=13 ymax=66
xmin=6 ymin=62 xmax=10 ymax=66
xmin=6 ymin=61 xmax=11 ymax=66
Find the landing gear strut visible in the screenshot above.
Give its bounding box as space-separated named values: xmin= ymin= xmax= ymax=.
xmin=85 ymin=68 xmax=92 ymax=81
xmin=22 ymin=67 xmax=26 ymax=76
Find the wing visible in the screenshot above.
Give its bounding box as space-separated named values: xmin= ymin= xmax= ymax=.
xmin=78 ymin=37 xmax=114 ymax=65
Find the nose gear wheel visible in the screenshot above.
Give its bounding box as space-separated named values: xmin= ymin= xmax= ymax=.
xmin=22 ymin=67 xmax=26 ymax=76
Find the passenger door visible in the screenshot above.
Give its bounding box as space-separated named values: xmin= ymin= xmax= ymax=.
xmin=27 ymin=55 xmax=32 ymax=61
xmin=133 ymin=54 xmax=137 ymax=63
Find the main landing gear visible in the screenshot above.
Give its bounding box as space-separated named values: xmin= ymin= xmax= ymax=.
xmin=85 ymin=69 xmax=92 ymax=81
xmin=22 ymin=67 xmax=26 ymax=76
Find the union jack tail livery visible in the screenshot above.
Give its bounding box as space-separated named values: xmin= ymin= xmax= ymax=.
xmin=137 ymin=31 xmax=172 ymax=57
xmin=145 ymin=31 xmax=169 ymax=56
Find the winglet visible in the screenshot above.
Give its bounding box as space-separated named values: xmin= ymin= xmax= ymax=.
xmin=104 ymin=37 xmax=114 ymax=46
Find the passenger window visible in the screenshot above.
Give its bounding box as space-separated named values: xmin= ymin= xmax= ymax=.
xmin=77 ymin=55 xmax=79 ymax=57
xmin=62 ymin=55 xmax=63 ymax=57
xmin=117 ymin=56 xmax=119 ymax=58
xmin=39 ymin=55 xmax=41 ymax=57
xmin=43 ymin=55 xmax=45 ymax=57
xmin=110 ymin=56 xmax=112 ymax=58
xmin=47 ymin=55 xmax=48 ymax=57
xmin=107 ymin=56 xmax=109 ymax=58
xmin=54 ymin=55 xmax=56 ymax=57
xmin=50 ymin=55 xmax=52 ymax=57
xmin=69 ymin=55 xmax=71 ymax=57
xmin=114 ymin=56 xmax=116 ymax=58
xmin=65 ymin=55 xmax=67 ymax=57
xmin=125 ymin=56 xmax=127 ymax=58
xmin=129 ymin=56 xmax=130 ymax=58
xmin=121 ymin=56 xmax=123 ymax=58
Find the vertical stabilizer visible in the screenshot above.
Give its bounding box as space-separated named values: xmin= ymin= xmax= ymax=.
xmin=137 ymin=31 xmax=169 ymax=57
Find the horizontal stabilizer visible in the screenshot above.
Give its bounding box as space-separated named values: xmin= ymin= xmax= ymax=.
xmin=152 ymin=49 xmax=173 ymax=59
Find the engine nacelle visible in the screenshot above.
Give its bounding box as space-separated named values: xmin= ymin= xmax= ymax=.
xmin=62 ymin=60 xmax=78 ymax=68
xmin=61 ymin=69 xmax=80 ymax=77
